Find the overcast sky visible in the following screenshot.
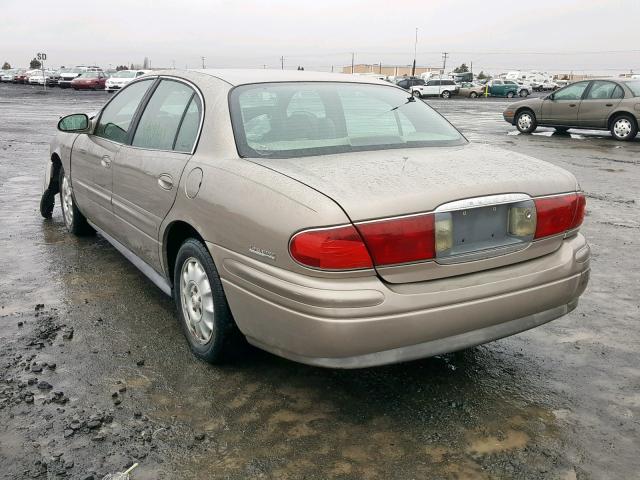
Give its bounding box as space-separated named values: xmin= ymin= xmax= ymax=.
xmin=2 ymin=0 xmax=639 ymax=74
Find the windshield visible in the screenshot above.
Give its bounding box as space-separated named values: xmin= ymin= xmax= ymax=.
xmin=626 ymin=81 xmax=640 ymax=96
xmin=230 ymin=82 xmax=466 ymax=158
xmin=113 ymin=70 xmax=136 ymax=78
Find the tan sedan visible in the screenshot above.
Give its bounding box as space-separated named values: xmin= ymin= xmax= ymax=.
xmin=504 ymin=78 xmax=640 ymax=140
xmin=458 ymin=82 xmax=485 ymax=98
xmin=41 ymin=70 xmax=590 ymax=368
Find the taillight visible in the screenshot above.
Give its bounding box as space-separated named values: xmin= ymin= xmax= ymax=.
xmin=289 ymin=225 xmax=373 ymax=270
xmin=356 ymin=214 xmax=435 ymax=266
xmin=290 ymin=192 xmax=585 ymax=271
xmin=534 ymin=193 xmax=586 ymax=239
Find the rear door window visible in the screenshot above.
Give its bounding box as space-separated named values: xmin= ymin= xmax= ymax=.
xmin=132 ymin=80 xmax=197 ymax=151
xmin=585 ymin=81 xmax=618 ymax=99
xmin=174 ymin=96 xmax=203 ymax=152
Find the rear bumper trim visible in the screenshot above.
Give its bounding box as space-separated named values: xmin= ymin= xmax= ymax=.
xmin=248 ymin=299 xmax=579 ymax=369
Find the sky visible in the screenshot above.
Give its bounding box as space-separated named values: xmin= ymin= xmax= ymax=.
xmin=1 ymin=0 xmax=639 ymax=75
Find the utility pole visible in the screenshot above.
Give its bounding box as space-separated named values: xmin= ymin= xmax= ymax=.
xmin=351 ymin=52 xmax=355 ymax=74
xmin=280 ymin=56 xmax=284 ymax=70
xmin=441 ymin=52 xmax=449 ymax=76
xmin=411 ymin=27 xmax=418 ymax=77
xmin=172 ymin=59 xmax=176 ymax=69
xmin=379 ymin=61 xmax=382 ymax=74
xmin=201 ymin=56 xmax=205 ymax=69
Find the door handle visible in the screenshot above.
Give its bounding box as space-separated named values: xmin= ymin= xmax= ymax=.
xmin=157 ymin=174 xmax=173 ymax=190
xmin=569 ymin=104 xmax=577 ymax=107
xmin=606 ymin=103 xmax=613 ymax=107
xmin=100 ymin=155 xmax=111 ymax=168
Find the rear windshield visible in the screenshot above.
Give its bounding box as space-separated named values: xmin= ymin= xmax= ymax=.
xmin=230 ymin=82 xmax=466 ymax=158
xmin=626 ymin=81 xmax=640 ymax=96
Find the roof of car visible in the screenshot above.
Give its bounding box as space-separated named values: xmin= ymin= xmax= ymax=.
xmin=185 ymin=68 xmax=391 ymax=86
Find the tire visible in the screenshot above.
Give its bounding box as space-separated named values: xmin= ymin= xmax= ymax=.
xmin=441 ymin=90 xmax=451 ymax=99
xmin=469 ymin=91 xmax=478 ymax=98
xmin=412 ymin=90 xmax=422 ymax=98
xmin=519 ymin=89 xmax=529 ymax=97
xmin=515 ymin=109 xmax=537 ymax=134
xmin=173 ymin=239 xmax=239 ymax=363
xmin=507 ymin=91 xmax=515 ymax=98
xmin=59 ymin=168 xmax=94 ymax=235
xmin=40 ymin=188 xmax=55 ymax=219
xmin=610 ymin=114 xmax=638 ymax=141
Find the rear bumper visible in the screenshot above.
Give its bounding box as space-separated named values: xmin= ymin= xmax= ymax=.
xmin=210 ymin=234 xmax=590 ymax=368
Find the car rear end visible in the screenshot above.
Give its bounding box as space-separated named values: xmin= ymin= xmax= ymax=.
xmin=218 ymin=79 xmax=590 ymax=368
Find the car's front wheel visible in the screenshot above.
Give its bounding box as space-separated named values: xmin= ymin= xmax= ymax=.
xmin=519 ymin=89 xmax=529 ymax=97
xmin=507 ymin=91 xmax=515 ymax=98
xmin=412 ymin=90 xmax=422 ymax=98
xmin=59 ymin=168 xmax=94 ymax=235
xmin=174 ymin=239 xmax=238 ymax=363
xmin=469 ymin=91 xmax=478 ymax=98
xmin=515 ymin=109 xmax=537 ymax=134
xmin=441 ymin=90 xmax=451 ymax=99
xmin=610 ymin=114 xmax=638 ymax=141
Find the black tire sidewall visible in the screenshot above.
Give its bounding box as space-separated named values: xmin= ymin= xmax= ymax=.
xmin=173 ymin=239 xmax=235 ymax=362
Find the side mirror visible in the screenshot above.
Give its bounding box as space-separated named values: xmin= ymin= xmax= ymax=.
xmin=547 ymin=93 xmax=555 ymax=101
xmin=57 ymin=113 xmax=90 ymax=133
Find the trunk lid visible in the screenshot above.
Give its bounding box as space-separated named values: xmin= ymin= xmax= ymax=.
xmin=252 ymin=143 xmax=578 ymax=282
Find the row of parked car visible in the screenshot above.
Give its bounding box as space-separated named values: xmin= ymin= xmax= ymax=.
xmin=0 ymin=66 xmax=151 ymax=92
xmin=393 ymin=76 xmax=561 ymax=99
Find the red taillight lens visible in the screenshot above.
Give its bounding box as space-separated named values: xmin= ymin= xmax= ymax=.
xmin=356 ymin=214 xmax=435 ymax=266
xmin=534 ymin=193 xmax=586 ymax=239
xmin=289 ymin=225 xmax=373 ymax=270
xmin=570 ymin=193 xmax=586 ymax=230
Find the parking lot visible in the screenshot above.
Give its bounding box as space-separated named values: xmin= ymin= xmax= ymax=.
xmin=0 ymin=82 xmax=639 ymax=479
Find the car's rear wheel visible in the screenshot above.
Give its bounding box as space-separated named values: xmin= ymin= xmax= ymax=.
xmin=507 ymin=91 xmax=515 ymax=98
xmin=519 ymin=89 xmax=529 ymax=97
xmin=469 ymin=91 xmax=478 ymax=98
xmin=610 ymin=114 xmax=638 ymax=141
xmin=441 ymin=90 xmax=451 ymax=99
xmin=59 ymin=168 xmax=94 ymax=235
xmin=412 ymin=90 xmax=422 ymax=98
xmin=174 ymin=239 xmax=238 ymax=363
xmin=515 ymin=109 xmax=537 ymax=134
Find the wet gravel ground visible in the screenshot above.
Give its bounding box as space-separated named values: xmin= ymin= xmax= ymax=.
xmin=0 ymin=83 xmax=639 ymax=480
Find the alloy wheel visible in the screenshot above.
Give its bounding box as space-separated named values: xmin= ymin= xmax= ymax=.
xmin=61 ymin=176 xmax=74 ymax=227
xmin=180 ymin=257 xmax=215 ymax=344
